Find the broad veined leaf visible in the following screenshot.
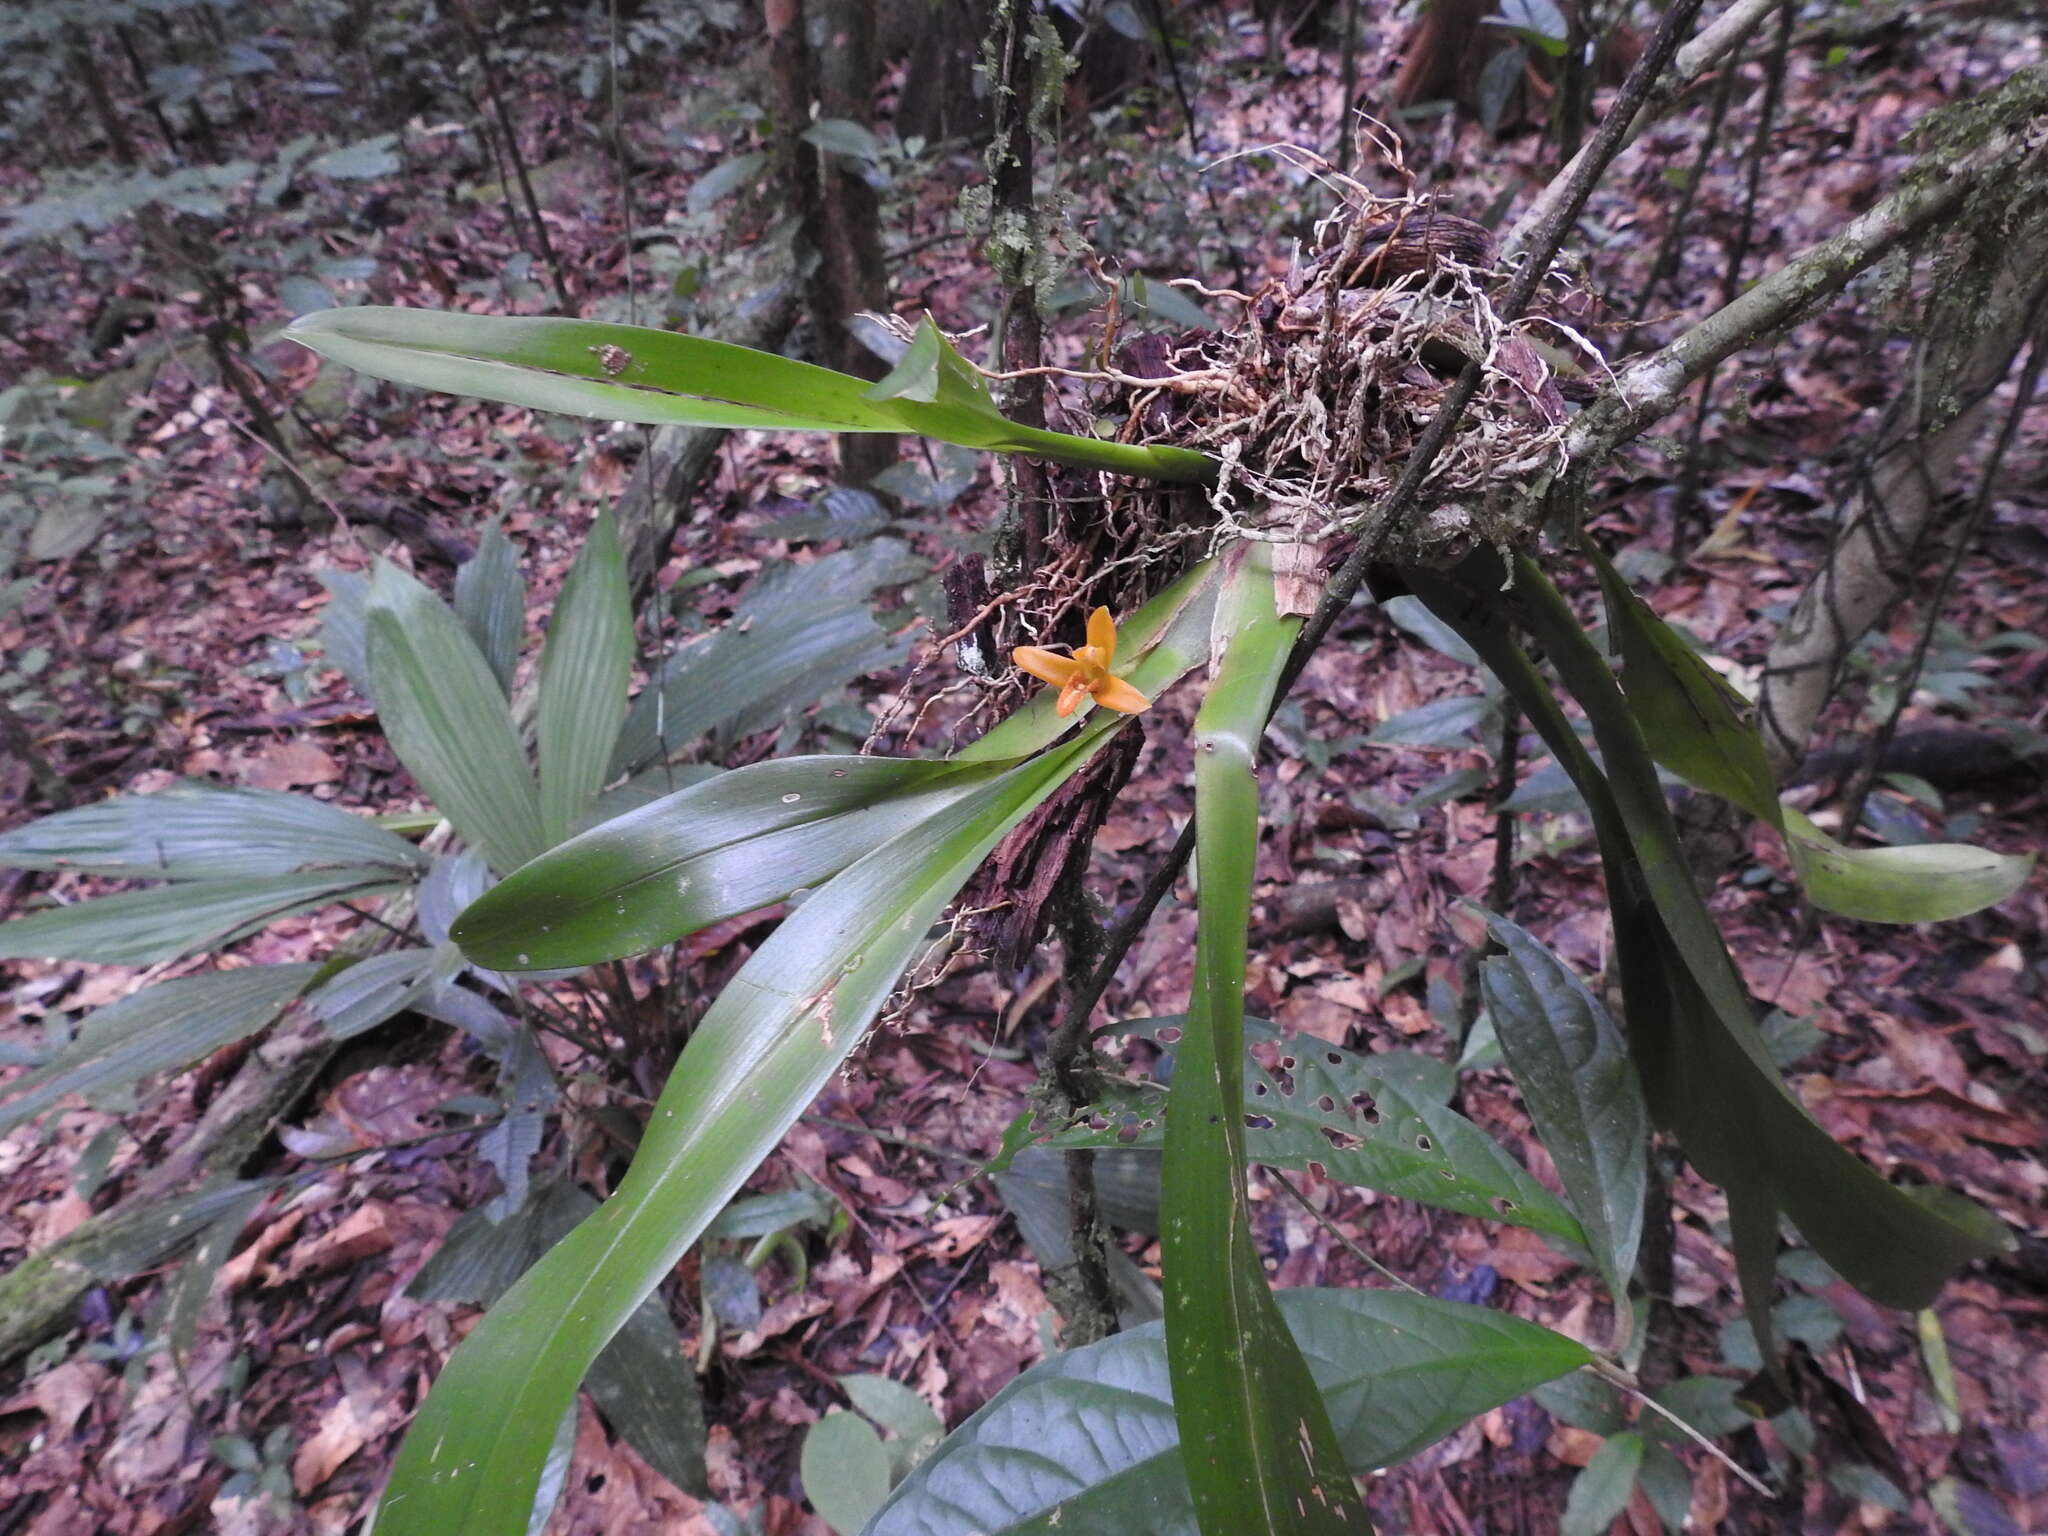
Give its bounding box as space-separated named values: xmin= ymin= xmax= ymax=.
xmin=536 ymin=512 xmax=633 ymax=844
xmin=1560 ymin=1432 xmax=1645 ymax=1536
xmin=370 ymin=718 xmax=1130 ymax=1536
xmin=0 ymin=870 xmax=403 ymax=965
xmin=1779 ymin=806 xmax=2033 ymax=924
xmin=454 ymin=515 xmax=526 ymax=697
xmin=365 ymin=559 xmax=546 ymax=875
xmin=0 ymin=781 xmax=426 ymax=881
xmin=803 ymin=1413 xmax=894 ymax=1536
xmin=286 ymin=308 xmax=1214 ymax=483
xmin=1415 ymin=555 xmax=2011 ymax=1349
xmin=0 ymin=964 xmax=322 ymax=1135
xmin=1479 ymin=910 xmax=1647 ymax=1309
xmin=864 ymin=1288 xmax=1594 ymax=1536
xmin=1162 ymin=541 xmax=1365 ymax=1533
xmin=1050 ymin=1026 xmax=1584 ymax=1245
xmin=609 ymin=541 xmax=921 ymax=778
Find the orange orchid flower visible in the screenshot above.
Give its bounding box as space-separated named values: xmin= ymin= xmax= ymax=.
xmin=1013 ymin=606 xmax=1153 ymax=718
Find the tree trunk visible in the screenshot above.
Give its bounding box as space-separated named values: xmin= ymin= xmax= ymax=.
xmin=1757 ymin=216 xmax=2048 ymax=779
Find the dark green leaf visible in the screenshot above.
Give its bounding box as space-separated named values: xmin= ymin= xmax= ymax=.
xmin=866 ymin=1289 xmax=1592 ymax=1536
xmin=1480 ymin=910 xmax=1647 ymax=1305
xmin=1561 ymin=1432 xmax=1644 ymax=1536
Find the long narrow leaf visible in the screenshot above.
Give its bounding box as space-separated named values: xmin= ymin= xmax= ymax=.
xmin=0 ymin=782 xmax=425 ymax=881
xmin=366 ymin=560 xmax=546 ymax=875
xmin=370 ymin=724 xmax=1128 ymax=1536
xmin=0 ymin=871 xmax=402 ymax=965
xmin=1162 ymin=542 xmax=1365 ymax=1534
xmin=536 ymin=513 xmax=633 ymax=844
xmin=454 ymin=516 xmax=527 ymax=697
xmin=1422 ymin=557 xmax=2010 ymax=1346
xmin=286 ymin=308 xmax=1214 ymax=483
xmin=0 ymin=965 xmax=321 ymax=1134
xmin=1591 ymin=544 xmax=2031 ymax=921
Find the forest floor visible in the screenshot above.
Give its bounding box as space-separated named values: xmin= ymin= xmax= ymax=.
xmin=2 ymin=5 xmax=2046 ymax=1535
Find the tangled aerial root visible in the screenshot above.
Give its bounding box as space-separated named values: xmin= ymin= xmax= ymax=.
xmin=1090 ymin=171 xmax=1578 ymax=576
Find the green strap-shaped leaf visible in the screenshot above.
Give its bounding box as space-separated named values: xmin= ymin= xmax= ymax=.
xmin=366 ymin=559 xmax=546 ymax=875
xmin=286 ymin=308 xmax=1214 ymax=484
xmin=1479 ymin=911 xmax=1647 ymax=1312
xmin=536 ymin=512 xmax=633 ymax=845
xmin=1405 ymin=557 xmax=2010 ymax=1360
xmin=1778 ymin=805 xmax=2034 ymax=923
xmin=369 ymin=719 xmax=1129 ymax=1536
xmin=1163 ymin=542 xmax=1366 ymax=1534
xmin=0 ymin=870 xmax=402 ymax=965
xmin=1590 ymin=545 xmax=1782 ymax=828
xmin=455 ymin=756 xmax=1013 ymax=969
xmin=863 ymin=1289 xmax=1592 ymax=1536
xmin=0 ymin=964 xmax=322 ymax=1134
xmin=1590 ymin=543 xmax=2032 ymax=921
xmin=0 ymin=781 xmax=426 ymax=880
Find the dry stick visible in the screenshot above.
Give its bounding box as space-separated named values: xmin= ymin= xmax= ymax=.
xmin=1334 ymin=0 xmax=1360 ymax=174
xmin=1503 ymin=0 xmax=1781 ymax=258
xmin=1142 ymin=0 xmax=1251 ymax=291
xmin=1564 ymin=108 xmax=2047 ymax=469
xmin=1668 ymin=0 xmax=1794 ymax=551
xmin=459 ymin=4 xmax=575 ymax=315
xmin=1629 ymin=48 xmax=1739 ymax=326
xmin=987 ymin=0 xmax=1118 ymax=1342
xmin=1837 ymin=325 xmax=2047 ymax=841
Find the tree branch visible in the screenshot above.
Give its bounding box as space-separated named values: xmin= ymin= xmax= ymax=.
xmin=1564 ymin=106 xmax=2048 ymax=470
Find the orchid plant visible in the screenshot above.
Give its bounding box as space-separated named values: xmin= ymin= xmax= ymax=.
xmin=251 ymin=302 xmax=2023 ymax=1536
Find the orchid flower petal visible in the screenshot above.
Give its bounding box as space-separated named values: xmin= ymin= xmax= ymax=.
xmin=1090 ymin=675 xmax=1152 ymax=715
xmin=1086 ymin=606 xmax=1118 ymax=667
xmin=1013 ymin=646 xmax=1084 ymax=688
